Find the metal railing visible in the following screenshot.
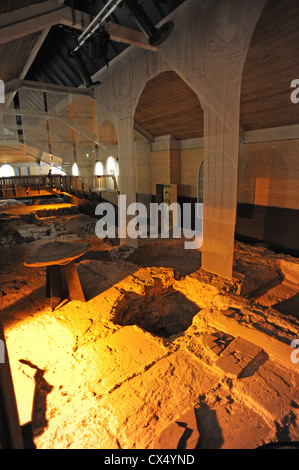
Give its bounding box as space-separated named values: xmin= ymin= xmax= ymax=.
xmin=0 ymin=174 xmax=119 ymax=200
xmin=0 ymin=175 xmax=90 ymax=199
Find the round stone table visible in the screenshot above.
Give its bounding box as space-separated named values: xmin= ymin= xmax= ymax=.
xmin=24 ymin=241 xmax=89 ymax=311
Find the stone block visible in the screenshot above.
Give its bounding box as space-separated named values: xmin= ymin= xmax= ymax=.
xmin=76 ymin=325 xmax=167 ymax=396
xmin=279 ymin=259 xmax=299 ymax=285
xmin=230 ymin=336 xmax=263 ymax=358
xmin=216 ymin=336 xmax=263 ymax=378
xmin=201 ymin=331 xmax=234 ymax=356
xmin=215 ymin=354 xmax=244 ymax=378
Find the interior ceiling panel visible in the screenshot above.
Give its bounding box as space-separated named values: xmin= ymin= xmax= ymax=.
xmin=0 ymin=32 xmax=41 ymax=83
xmin=134 ymin=71 xmax=203 ymax=140
xmin=240 ymin=0 xmax=299 ymax=131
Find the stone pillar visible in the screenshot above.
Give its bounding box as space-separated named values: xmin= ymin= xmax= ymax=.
xmin=200 ymin=0 xmax=267 ymax=279
xmin=114 ymin=99 xmax=138 ymax=248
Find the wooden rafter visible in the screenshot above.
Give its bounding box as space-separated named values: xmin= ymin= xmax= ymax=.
xmin=0 ymin=1 xmax=158 ymax=52
xmin=20 ymin=28 xmax=51 ymax=80
xmin=103 ymin=21 xmax=158 ymax=52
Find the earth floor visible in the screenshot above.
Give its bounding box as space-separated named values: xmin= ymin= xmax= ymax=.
xmin=1 ymin=200 xmax=299 ymax=449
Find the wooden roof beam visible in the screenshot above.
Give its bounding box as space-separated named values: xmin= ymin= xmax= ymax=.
xmin=0 ymin=1 xmax=90 ymax=45
xmin=0 ymin=1 xmax=158 ymax=52
xmin=103 ymin=22 xmax=158 ymax=52
xmin=20 ymin=28 xmax=51 ymax=80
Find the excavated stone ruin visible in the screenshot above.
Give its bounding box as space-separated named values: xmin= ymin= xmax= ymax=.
xmin=127 ymin=239 xmax=202 ymax=278
xmin=112 ymin=278 xmax=199 ymax=338
xmin=1 ymin=202 xmax=299 ymax=450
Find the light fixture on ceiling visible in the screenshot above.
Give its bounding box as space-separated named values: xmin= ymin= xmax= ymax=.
xmin=122 ymin=0 xmax=174 ymax=46
xmin=86 ymin=26 xmax=110 ymax=64
xmin=72 ymin=0 xmax=174 ymax=56
xmin=73 ymin=0 xmax=123 ymax=53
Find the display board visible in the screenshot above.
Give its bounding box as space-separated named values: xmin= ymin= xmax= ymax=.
xmin=156 ymin=183 xmax=177 ymax=233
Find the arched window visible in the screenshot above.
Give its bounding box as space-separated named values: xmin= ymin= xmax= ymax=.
xmin=106 ymin=156 xmax=119 ymax=177
xmin=72 ymin=162 xmax=79 ymax=177
xmin=106 ymin=156 xmax=119 ymax=190
xmin=0 ymin=164 xmax=15 ymax=177
xmin=95 ymin=161 xmax=104 ymax=176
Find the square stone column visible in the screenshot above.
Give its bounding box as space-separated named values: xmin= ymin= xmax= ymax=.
xmin=114 ymin=99 xmax=138 ymax=248
xmin=200 ymin=0 xmax=267 ymax=279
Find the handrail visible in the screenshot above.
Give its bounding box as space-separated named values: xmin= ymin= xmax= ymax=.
xmin=95 ymin=174 xmax=119 ymax=191
xmin=0 ymin=174 xmax=120 ymax=200
xmin=0 ymin=175 xmax=90 ymax=199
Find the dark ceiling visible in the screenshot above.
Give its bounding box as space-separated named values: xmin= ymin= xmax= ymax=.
xmin=24 ymin=0 xmax=185 ymax=87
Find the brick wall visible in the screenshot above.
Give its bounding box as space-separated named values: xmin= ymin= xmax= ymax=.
xmin=238 ymin=139 xmax=299 ymax=210
xmin=180 ymin=148 xmax=204 ymax=198
xmin=136 ymin=138 xmax=299 ymax=210
xmin=150 ymin=149 xmax=170 ymax=193
xmin=135 ymin=151 xmax=151 ymax=194
xmin=150 ymin=148 xmax=182 ymax=194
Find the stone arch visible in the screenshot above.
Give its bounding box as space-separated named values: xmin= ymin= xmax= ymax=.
xmin=134 ymin=69 xmax=204 ymax=208
xmin=96 ymin=120 xmax=119 ymax=191
xmin=133 ymin=66 xmax=204 ymax=132
xmin=93 ymin=0 xmax=267 ymax=257
xmin=99 ymin=120 xmax=118 ymax=146
xmin=134 ymin=69 xmax=204 ymax=140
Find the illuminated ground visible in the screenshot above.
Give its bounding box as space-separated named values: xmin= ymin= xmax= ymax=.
xmin=1 ymin=201 xmax=299 ymax=449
